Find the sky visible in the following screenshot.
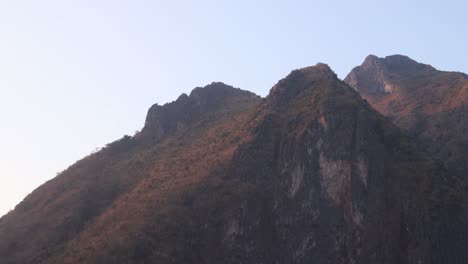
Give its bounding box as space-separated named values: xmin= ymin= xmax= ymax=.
xmin=0 ymin=0 xmax=467 ymax=217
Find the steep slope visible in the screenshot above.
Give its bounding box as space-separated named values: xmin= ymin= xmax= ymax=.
xmin=0 ymin=82 xmax=260 ymax=264
xmin=344 ymin=54 xmax=468 ymax=178
xmin=0 ymin=64 xmax=464 ymax=263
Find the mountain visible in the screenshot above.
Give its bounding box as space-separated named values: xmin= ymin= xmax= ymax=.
xmin=344 ymin=54 xmax=468 ymax=178
xmin=0 ymin=82 xmax=261 ymax=263
xmin=0 ymin=63 xmax=465 ymax=263
xmin=345 ymin=54 xmax=468 ymax=263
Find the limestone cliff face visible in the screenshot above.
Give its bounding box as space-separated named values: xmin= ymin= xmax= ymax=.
xmin=219 ymin=64 xmax=446 ymax=263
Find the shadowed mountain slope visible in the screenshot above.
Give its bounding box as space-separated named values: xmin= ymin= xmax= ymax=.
xmin=0 ymin=64 xmax=466 ymax=263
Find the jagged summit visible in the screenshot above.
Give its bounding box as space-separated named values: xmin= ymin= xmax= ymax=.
xmin=140 ymin=82 xmax=260 ymax=143
xmin=303 ymin=62 xmax=334 ymax=72
xmin=268 ymin=63 xmax=339 ymax=109
xmin=363 ymin=54 xmax=418 ymax=65
xmin=352 ymin=54 xmax=436 ymax=77
xmin=345 ymin=54 xmax=430 ymax=95
xmin=189 ymin=82 xmax=239 ymax=96
xmin=175 ymin=93 xmax=189 ymax=101
xmin=345 ymin=54 xmax=467 ymax=113
xmin=362 ymin=54 xmax=379 ymax=65
xmin=293 ymin=63 xmax=337 ymax=77
xmin=383 ymin=54 xmax=417 ymax=62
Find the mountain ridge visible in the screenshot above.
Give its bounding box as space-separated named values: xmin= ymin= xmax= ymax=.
xmin=0 ymin=60 xmax=467 ymax=263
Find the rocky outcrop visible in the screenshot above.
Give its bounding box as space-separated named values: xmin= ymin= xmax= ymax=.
xmin=140 ymin=82 xmax=260 ymax=144
xmin=344 ymin=55 xmax=436 ymax=96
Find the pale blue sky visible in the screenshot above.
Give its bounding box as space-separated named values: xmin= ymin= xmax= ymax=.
xmin=0 ymin=0 xmax=467 ymax=216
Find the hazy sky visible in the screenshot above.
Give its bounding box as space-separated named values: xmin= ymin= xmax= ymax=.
xmin=0 ymin=0 xmax=467 ymax=217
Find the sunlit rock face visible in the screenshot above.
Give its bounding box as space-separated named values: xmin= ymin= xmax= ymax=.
xmin=345 ymin=55 xmax=468 ymax=179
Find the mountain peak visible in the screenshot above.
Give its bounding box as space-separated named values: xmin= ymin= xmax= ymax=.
xmin=384 ymin=54 xmax=435 ymax=72
xmin=358 ymin=54 xmax=435 ymax=73
xmin=345 ymin=54 xmax=438 ymax=96
xmin=189 ymin=82 xmax=236 ymax=97
xmin=384 ymin=54 xmax=415 ymax=62
xmin=297 ymin=62 xmax=336 ymax=77
xmin=268 ymin=63 xmax=338 ymax=106
xmin=345 ymin=53 xmax=468 ymax=180
xmin=362 ymin=54 xmax=379 ymax=66
xmin=140 ymin=83 xmax=260 ymax=143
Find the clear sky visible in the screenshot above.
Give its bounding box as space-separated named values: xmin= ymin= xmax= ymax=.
xmin=0 ymin=0 xmax=467 ymax=217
